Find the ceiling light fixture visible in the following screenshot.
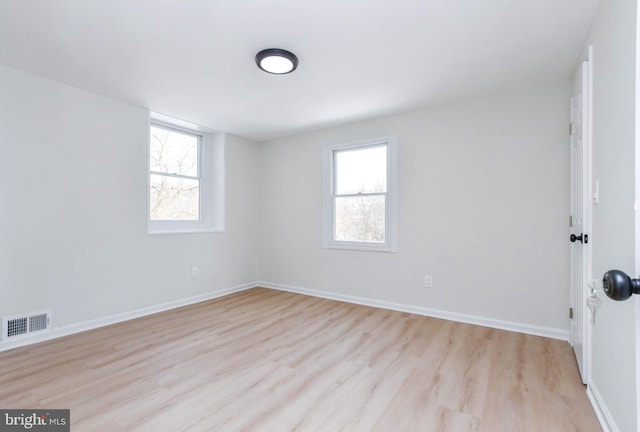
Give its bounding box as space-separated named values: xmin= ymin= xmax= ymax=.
xmin=255 ymin=48 xmax=298 ymax=74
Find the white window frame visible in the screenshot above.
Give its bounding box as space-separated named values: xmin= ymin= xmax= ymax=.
xmin=148 ymin=113 xmax=224 ymax=234
xmin=323 ymin=136 xmax=398 ymax=252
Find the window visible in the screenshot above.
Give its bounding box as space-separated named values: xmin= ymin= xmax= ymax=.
xmin=323 ymin=137 xmax=397 ymax=252
xmin=148 ymin=115 xmax=224 ymax=234
xmin=150 ymin=125 xmax=201 ymax=221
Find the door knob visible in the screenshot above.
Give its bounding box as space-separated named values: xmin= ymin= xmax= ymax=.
xmin=570 ymin=233 xmax=588 ymax=243
xmin=602 ymin=270 xmax=640 ymax=301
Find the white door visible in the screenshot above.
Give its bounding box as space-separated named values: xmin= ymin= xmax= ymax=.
xmin=570 ymin=59 xmax=590 ymax=383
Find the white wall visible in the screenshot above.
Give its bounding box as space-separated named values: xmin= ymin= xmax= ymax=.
xmin=4 ymin=27 xmax=633 ymax=426
xmin=259 ymin=82 xmax=570 ymax=334
xmin=584 ymin=0 xmax=638 ymax=431
xmin=0 ymin=64 xmax=261 ymax=330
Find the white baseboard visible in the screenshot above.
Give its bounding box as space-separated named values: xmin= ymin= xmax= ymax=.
xmin=0 ymin=282 xmax=257 ymax=352
xmin=0 ymin=280 xmax=570 ymax=352
xmin=257 ymin=281 xmax=570 ymax=341
xmin=587 ymin=381 xmax=618 ymax=432
xmin=2 ymin=280 xmax=606 ymax=427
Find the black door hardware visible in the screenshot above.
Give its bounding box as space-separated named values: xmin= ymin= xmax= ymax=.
xmin=570 ymin=233 xmax=588 ymax=244
xmin=602 ymin=270 xmax=640 ymax=301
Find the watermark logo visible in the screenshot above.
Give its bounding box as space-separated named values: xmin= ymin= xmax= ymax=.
xmin=0 ymin=410 xmax=69 ymax=431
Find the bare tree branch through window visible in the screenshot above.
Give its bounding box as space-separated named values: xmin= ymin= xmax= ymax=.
xmin=149 ymin=125 xmax=200 ymax=221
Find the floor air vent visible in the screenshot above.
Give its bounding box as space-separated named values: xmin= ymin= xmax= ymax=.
xmin=3 ymin=310 xmax=51 ymax=341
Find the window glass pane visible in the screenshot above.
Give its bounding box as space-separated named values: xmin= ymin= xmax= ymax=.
xmin=150 ymin=126 xmax=199 ymax=177
xmin=150 ymin=174 xmax=199 ymax=220
xmin=335 ymin=195 xmax=385 ymax=242
xmin=335 ymin=145 xmax=386 ymax=195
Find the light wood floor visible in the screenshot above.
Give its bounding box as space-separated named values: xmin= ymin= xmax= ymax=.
xmin=1 ymin=288 xmax=601 ymax=431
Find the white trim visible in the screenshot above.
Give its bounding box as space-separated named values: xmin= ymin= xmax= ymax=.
xmin=323 ymin=136 xmax=398 ymax=253
xmin=569 ymin=46 xmax=594 ymax=385
xmin=1 ymin=281 xmax=570 ymax=351
xmin=587 ymin=381 xmax=618 ymax=432
xmin=1 ymin=281 xmax=571 ymax=352
xmin=584 ymin=45 xmax=595 ymax=385
xmin=0 ymin=282 xmax=256 ymax=352
xmin=149 ymin=112 xmax=217 ymax=135
xmin=635 ymin=6 xmax=640 ymax=430
xmin=148 ymin=113 xmax=225 ymax=235
xmin=258 ymin=281 xmax=569 ymax=341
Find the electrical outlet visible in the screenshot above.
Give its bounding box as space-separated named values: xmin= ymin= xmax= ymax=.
xmin=191 ymin=266 xmax=199 ymax=279
xmin=424 ymin=274 xmax=433 ymax=288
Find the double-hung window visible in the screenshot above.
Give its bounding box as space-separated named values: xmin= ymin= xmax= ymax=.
xmin=323 ymin=137 xmax=397 ymax=252
xmin=148 ymin=115 xmax=224 ymax=234
xmin=150 ymin=124 xmax=201 ymax=221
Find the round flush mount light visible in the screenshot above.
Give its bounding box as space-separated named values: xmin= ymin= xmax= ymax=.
xmin=255 ymin=48 xmax=298 ymax=74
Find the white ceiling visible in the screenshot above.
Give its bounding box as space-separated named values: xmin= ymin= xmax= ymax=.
xmin=0 ymin=0 xmax=600 ymax=141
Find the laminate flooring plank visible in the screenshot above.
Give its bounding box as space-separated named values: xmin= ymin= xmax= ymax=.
xmin=0 ymin=288 xmax=601 ymax=431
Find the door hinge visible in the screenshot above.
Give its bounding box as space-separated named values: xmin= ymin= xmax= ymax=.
xmin=569 ymin=307 xmax=574 ymax=319
xmin=569 ymin=123 xmax=574 ymax=135
xmin=569 ymin=215 xmax=573 ymax=227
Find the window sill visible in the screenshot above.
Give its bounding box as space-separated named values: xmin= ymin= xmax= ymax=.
xmin=324 ymin=241 xmax=397 ymax=253
xmin=148 ymin=224 xmax=224 ymax=235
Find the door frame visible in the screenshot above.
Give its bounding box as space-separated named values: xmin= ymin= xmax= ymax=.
xmin=634 ymin=6 xmax=640 ymax=429
xmin=569 ymin=45 xmax=594 ymax=384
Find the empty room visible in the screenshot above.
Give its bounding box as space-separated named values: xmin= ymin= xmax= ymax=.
xmin=1 ymin=0 xmax=638 ymax=431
